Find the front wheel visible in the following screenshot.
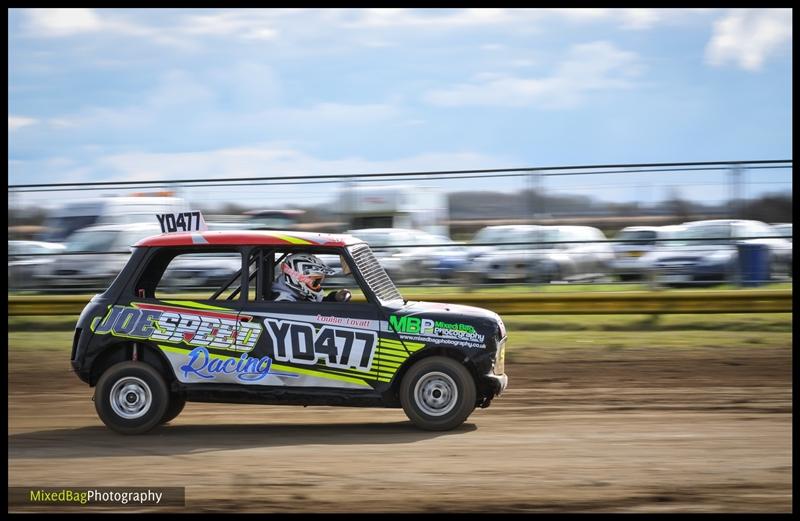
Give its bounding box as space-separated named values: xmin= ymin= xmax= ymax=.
xmin=400 ymin=356 xmax=476 ymax=431
xmin=94 ymin=361 xmax=169 ymax=435
xmin=160 ymin=394 xmax=186 ymax=425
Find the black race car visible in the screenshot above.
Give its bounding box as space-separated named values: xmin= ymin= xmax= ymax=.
xmin=70 ymin=229 xmax=508 ymax=434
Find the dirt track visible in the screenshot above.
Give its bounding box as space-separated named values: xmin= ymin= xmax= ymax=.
xmin=8 ymin=344 xmax=792 ymax=512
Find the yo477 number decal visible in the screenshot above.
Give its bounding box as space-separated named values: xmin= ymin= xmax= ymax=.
xmin=264 ymin=318 xmax=377 ymax=372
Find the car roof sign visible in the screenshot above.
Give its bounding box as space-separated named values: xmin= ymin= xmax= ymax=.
xmin=156 ymin=211 xmax=208 ymax=234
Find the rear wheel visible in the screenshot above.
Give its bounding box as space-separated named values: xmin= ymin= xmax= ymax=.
xmin=94 ymin=361 xmax=169 ymax=435
xmin=400 ymin=356 xmax=476 ymax=431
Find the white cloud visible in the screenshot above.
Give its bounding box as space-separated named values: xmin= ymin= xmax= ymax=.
xmin=178 ymin=12 xmax=279 ymax=40
xmin=16 ymin=8 xmax=720 ymax=58
xmin=423 ymin=41 xmax=641 ymax=108
xmin=47 ymin=118 xmax=77 ymax=128
xmin=8 ymin=116 xmax=38 ymax=131
xmin=706 ymin=8 xmax=792 ymax=71
xmin=267 ymin=102 xmax=400 ymax=125
xmin=22 ymin=8 xmax=197 ymax=49
xmin=27 ymin=146 xmax=510 ymax=184
xmin=24 ymin=8 xmax=102 ymax=36
xmin=33 ymin=62 xmax=395 ymax=137
xmin=144 ymin=70 xmax=216 ymax=109
xmin=546 ymin=8 xmax=610 ymax=23
xmin=544 ymin=8 xmax=705 ymax=30
xmin=22 ymin=8 xmax=284 ymax=48
xmin=351 ymin=8 xmax=516 ymax=28
xmin=346 ymin=8 xmax=675 ymax=31
xmin=619 ymin=8 xmax=661 ymax=30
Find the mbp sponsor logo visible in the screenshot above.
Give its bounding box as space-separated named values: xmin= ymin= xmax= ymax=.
xmin=91 ymin=303 xmax=262 ymax=352
xmin=389 ymin=315 xmax=485 ymax=345
xmin=179 ymin=346 xmax=297 ymax=382
xmin=264 ymin=318 xmax=377 ymax=371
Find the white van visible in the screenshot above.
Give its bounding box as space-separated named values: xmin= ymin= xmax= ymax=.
xmin=40 ymin=195 xmax=190 ymax=243
xmin=337 ymin=185 xmax=448 ymax=236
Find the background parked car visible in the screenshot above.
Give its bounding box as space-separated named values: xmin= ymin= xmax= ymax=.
xmin=160 ymin=252 xmax=243 ymax=293
xmin=345 ymin=228 xmax=420 ymax=283
xmin=8 ymin=240 xmax=66 ymax=291
xmin=346 ymin=228 xmax=466 ymax=284
xmin=416 ymin=234 xmax=469 ymax=281
xmin=610 ymin=225 xmax=685 ymax=281
xmin=466 ymin=225 xmax=542 ymax=262
xmin=771 ymin=223 xmax=792 ymax=242
xmin=244 ymin=209 xmax=306 ymax=230
xmin=646 ymin=219 xmax=792 ymax=286
xmin=470 ymin=225 xmax=614 ymax=284
xmin=36 ymin=223 xmax=162 ymax=291
xmin=38 ymin=195 xmax=188 ymax=243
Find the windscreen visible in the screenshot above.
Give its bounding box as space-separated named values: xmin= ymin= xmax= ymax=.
xmin=65 ymin=230 xmax=118 ymax=253
xmin=350 ymin=230 xmax=412 ymax=248
xmin=675 ymin=224 xmax=732 ymax=245
xmin=41 ymin=215 xmax=101 ymax=242
xmin=348 ymin=243 xmax=403 ymax=304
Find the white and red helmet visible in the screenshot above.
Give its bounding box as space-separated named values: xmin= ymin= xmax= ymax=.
xmin=279 ymin=253 xmax=336 ymax=302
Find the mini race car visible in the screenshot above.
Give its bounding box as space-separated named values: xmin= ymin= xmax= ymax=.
xmin=70 ymin=229 xmax=508 ymax=434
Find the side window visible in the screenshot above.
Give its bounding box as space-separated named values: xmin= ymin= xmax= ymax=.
xmin=738 ymin=223 xmax=752 ymax=237
xmin=580 ymin=229 xmax=593 ymax=246
xmin=747 ymin=222 xmax=769 ymax=237
xmin=564 ymin=229 xmax=580 ymax=249
xmin=136 ymin=249 xmax=244 ymax=301
xmin=589 ymin=228 xmax=607 ymax=249
xmin=249 ymin=248 xmax=361 ymax=303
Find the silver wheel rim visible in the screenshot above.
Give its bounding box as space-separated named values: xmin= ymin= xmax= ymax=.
xmin=109 ymin=376 xmax=152 ymax=420
xmin=414 ymin=371 xmax=458 ymax=417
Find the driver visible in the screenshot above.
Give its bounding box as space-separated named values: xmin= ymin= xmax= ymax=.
xmin=272 ymin=253 xmax=351 ymax=303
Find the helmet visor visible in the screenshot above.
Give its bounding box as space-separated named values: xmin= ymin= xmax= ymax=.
xmin=306 ymin=275 xmax=324 ymax=290
xmin=282 ymin=263 xmax=326 ymax=292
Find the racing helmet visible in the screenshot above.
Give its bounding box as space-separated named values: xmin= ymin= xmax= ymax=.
xmin=279 ymin=253 xmax=337 ymax=302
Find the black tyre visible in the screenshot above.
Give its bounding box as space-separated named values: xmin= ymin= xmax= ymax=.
xmin=400 ymin=356 xmax=476 ymax=431
xmin=160 ymin=394 xmax=186 ymax=425
xmin=94 ymin=361 xmax=169 ymax=435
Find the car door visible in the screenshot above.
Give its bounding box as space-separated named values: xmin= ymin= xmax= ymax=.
xmin=564 ymin=228 xmax=589 ymax=276
xmin=239 ymin=247 xmax=385 ymax=391
xmin=120 ymin=246 xmax=254 ymax=386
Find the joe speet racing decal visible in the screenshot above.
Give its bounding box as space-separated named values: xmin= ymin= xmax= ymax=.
xmin=388 ymin=315 xmax=486 ymax=349
xmin=160 ymin=344 xmax=298 ymax=385
xmin=90 ymin=302 xmax=262 ymax=352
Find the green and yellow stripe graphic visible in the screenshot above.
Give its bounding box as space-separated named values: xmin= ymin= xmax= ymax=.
xmin=262 ymin=232 xmax=313 ymax=245
xmin=371 ymin=338 xmax=426 ymax=383
xmin=160 ymin=300 xmax=233 ymax=311
xmin=158 ymin=344 xmax=374 ymax=388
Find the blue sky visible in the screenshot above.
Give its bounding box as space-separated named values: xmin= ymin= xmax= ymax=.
xmin=8 ymin=8 xmax=793 ymax=210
